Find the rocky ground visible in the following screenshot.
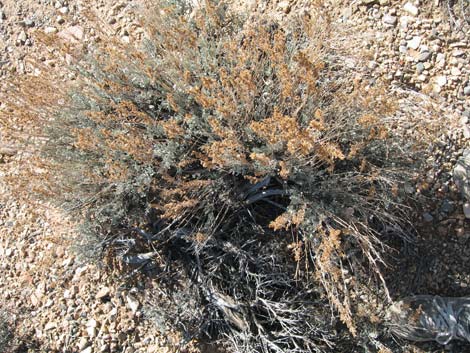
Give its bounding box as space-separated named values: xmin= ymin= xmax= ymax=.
xmin=0 ymin=0 xmax=469 ymax=352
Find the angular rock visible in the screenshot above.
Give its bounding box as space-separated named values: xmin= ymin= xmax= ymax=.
xmin=44 ymin=322 xmax=57 ymax=331
xmin=407 ymin=36 xmax=421 ymax=50
xmin=464 ymin=203 xmax=470 ymax=219
xmin=17 ymin=31 xmax=27 ymax=44
xmin=416 ymin=62 xmax=425 ymax=74
xmin=418 ymin=51 xmax=431 ymax=62
xmin=126 ymin=295 xmax=139 ymax=313
xmin=422 ymin=212 xmax=434 ymax=222
xmin=436 ymin=75 xmax=447 ymax=86
xmin=383 ymin=14 xmax=397 ymax=25
xmin=96 ymin=287 xmax=110 ymax=299
xmin=453 ymin=149 xmax=470 ymax=201
xmin=451 ymin=67 xmax=461 ymax=76
xmin=44 ymin=26 xmax=58 ymax=34
xmin=403 ymin=2 xmax=419 ymax=16
xmin=58 ymin=26 xmax=84 ymax=42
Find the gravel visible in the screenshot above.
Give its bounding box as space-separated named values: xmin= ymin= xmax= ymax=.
xmin=0 ymin=0 xmax=469 ymax=352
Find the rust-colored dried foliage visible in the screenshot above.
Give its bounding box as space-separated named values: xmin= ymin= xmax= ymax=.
xmin=2 ymin=0 xmax=442 ymax=350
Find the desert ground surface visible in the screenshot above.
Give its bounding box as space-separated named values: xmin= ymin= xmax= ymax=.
xmin=0 ymin=0 xmax=469 ymax=352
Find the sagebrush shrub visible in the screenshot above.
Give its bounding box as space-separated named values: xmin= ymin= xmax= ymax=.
xmin=10 ymin=1 xmax=440 ymax=351
xmin=0 ymin=309 xmax=12 ymax=352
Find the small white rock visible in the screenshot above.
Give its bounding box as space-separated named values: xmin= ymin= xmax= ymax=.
xmin=126 ymin=295 xmax=140 ymax=313
xmin=277 ymin=0 xmax=290 ymax=13
xmin=80 ymin=347 xmax=93 ymax=353
xmin=18 ymin=30 xmax=27 ymax=44
xmin=407 ymin=36 xmax=421 ymax=50
xmin=436 ymin=52 xmax=445 ymax=62
xmin=403 ymin=2 xmax=419 ymax=16
xmin=383 ymin=14 xmax=397 ymax=25
xmin=58 ymin=25 xmax=84 ymax=42
xmin=96 ymin=287 xmax=110 ymax=299
xmin=451 ymin=67 xmax=461 ymax=76
xmin=436 ymin=75 xmax=447 ymax=86
xmin=44 ymin=322 xmax=57 ymax=331
xmin=86 ymin=318 xmax=97 ymax=328
xmin=78 ymin=337 xmax=89 ymax=350
xmin=44 ymin=26 xmax=58 ymax=34
xmin=86 ymin=326 xmax=96 ymax=338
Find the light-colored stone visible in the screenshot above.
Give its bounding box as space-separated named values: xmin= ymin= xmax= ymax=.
xmin=58 ymin=25 xmax=84 ymax=42
xmin=383 ymin=14 xmax=397 ymax=25
xmin=451 ymin=67 xmax=461 ymax=76
xmin=407 ymin=36 xmax=421 ymax=50
xmin=452 ymin=49 xmax=465 ymax=57
xmin=87 ymin=318 xmax=98 ymax=328
xmin=436 ymin=75 xmax=447 ymax=86
xmin=78 ymin=337 xmax=89 ymax=350
xmin=277 ymin=1 xmax=290 ymax=13
xmin=418 ymin=51 xmax=431 ymax=62
xmin=126 ymin=295 xmax=139 ymax=313
xmin=87 ymin=326 xmax=96 ymax=338
xmin=464 ymin=203 xmax=470 ymax=219
xmin=44 ymin=322 xmax=57 ymax=331
xmin=96 ymin=287 xmax=110 ymax=299
xmin=403 ymin=2 xmax=419 ymax=16
xmin=18 ymin=31 xmax=27 ymax=44
xmin=44 ymin=26 xmax=58 ymax=34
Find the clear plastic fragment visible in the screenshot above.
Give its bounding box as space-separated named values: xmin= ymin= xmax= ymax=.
xmin=386 ymin=295 xmax=470 ymax=345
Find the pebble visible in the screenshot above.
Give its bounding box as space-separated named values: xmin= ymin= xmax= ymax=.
xmin=44 ymin=322 xmax=57 ymax=331
xmin=422 ymin=212 xmax=434 ymax=222
xmin=80 ymin=347 xmax=93 ymax=353
xmin=78 ymin=337 xmax=89 ymax=350
xmin=126 ymin=295 xmax=139 ymax=313
xmin=436 ymin=75 xmax=447 ymax=86
xmin=18 ymin=31 xmax=27 ymax=45
xmin=436 ymin=52 xmax=446 ymax=65
xmin=464 ymin=203 xmax=470 ymax=219
xmin=87 ymin=318 xmax=98 ymax=328
xmin=383 ymin=14 xmax=397 ymax=26
xmin=464 ymin=86 xmax=470 ymax=96
xmin=23 ymin=19 xmax=35 ymax=27
xmin=96 ymin=287 xmax=111 ymax=299
xmin=44 ymin=26 xmax=58 ymax=34
xmin=418 ymin=51 xmax=431 ymax=62
xmin=440 ymin=199 xmax=454 ymax=214
xmin=58 ymin=25 xmax=84 ymax=42
xmin=403 ymin=2 xmax=419 ymax=16
xmin=87 ymin=326 xmax=96 ymax=338
xmin=277 ymin=0 xmax=290 ymax=13
xmin=416 ymin=62 xmax=425 ymax=74
xmin=407 ymin=36 xmax=421 ymax=50
xmin=368 ymin=61 xmax=378 ymax=69
xmin=451 ymin=67 xmax=461 ymax=76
